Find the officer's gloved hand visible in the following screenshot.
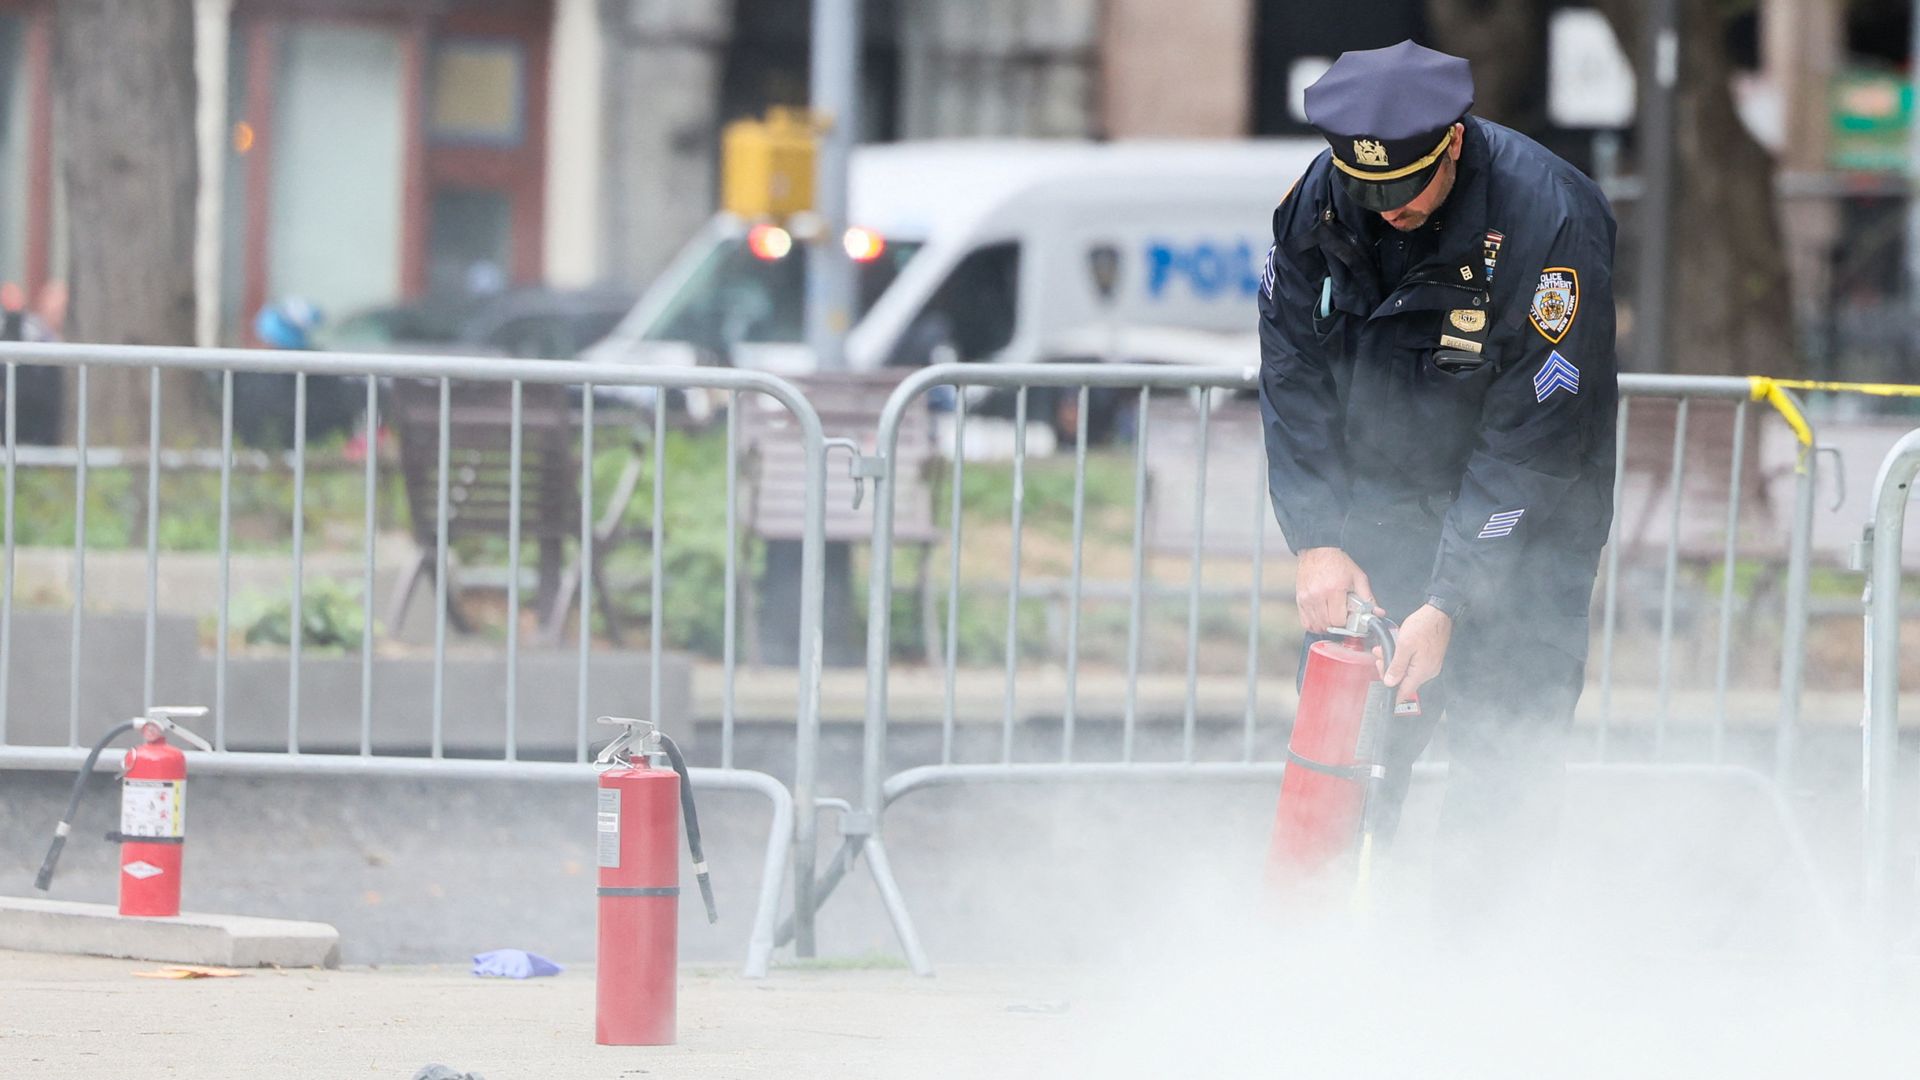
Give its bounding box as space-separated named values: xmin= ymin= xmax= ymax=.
xmin=1294 ymin=547 xmax=1382 ymax=633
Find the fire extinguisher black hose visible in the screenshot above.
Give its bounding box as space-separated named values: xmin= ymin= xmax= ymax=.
xmin=656 ymin=733 xmax=718 ymax=924
xmin=34 ymin=719 xmax=139 ymax=892
xmin=1366 ymin=618 xmax=1396 ymax=675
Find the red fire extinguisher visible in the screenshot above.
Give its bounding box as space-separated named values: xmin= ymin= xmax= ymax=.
xmin=594 ymin=716 xmax=717 ymax=1047
xmin=35 ymin=706 xmax=212 ymax=917
xmin=1267 ymin=596 xmax=1405 ymax=891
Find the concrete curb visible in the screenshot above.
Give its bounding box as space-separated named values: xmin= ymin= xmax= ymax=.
xmin=0 ymin=896 xmax=340 ymax=968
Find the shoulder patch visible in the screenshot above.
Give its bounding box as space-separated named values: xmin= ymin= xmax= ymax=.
xmin=1260 ymin=246 xmax=1276 ymax=300
xmin=1529 ymin=268 xmax=1579 ymax=343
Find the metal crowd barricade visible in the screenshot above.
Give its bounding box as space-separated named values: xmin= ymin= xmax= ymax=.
xmin=1861 ymin=428 xmax=1920 ymax=947
xmin=0 ymin=341 xmax=833 ymax=978
xmin=798 ymin=363 xmax=1835 ymax=975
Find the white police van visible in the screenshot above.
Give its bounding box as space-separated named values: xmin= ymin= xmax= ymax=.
xmin=583 ymin=138 xmax=1322 ymax=436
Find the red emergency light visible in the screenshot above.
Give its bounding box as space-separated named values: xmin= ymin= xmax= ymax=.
xmin=746 ymin=223 xmax=793 ymax=260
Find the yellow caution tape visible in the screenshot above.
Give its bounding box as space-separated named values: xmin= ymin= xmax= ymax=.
xmin=1755 ymin=376 xmax=1920 ymax=398
xmin=1746 ymin=377 xmax=1816 ymax=464
xmin=1747 ymin=375 xmax=1920 ymax=472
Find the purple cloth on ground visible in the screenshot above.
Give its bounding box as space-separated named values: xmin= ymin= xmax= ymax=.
xmin=471 ymin=948 xmax=564 ymax=979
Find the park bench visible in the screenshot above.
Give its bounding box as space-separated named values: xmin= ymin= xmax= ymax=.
xmin=387 ymin=379 xmax=644 ymax=645
xmin=735 ymin=370 xmax=942 ymax=664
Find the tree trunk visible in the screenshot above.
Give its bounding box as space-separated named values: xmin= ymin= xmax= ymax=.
xmin=1422 ymin=0 xmax=1549 ymax=130
xmin=1592 ymin=0 xmax=1798 ymax=376
xmin=55 ymin=0 xmax=203 ymax=445
xmin=1427 ymin=0 xmax=1798 ymax=376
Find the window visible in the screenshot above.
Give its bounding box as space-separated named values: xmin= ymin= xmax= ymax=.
xmin=430 ymin=38 xmax=525 ymax=145
xmin=268 ymin=24 xmax=405 ymax=317
xmin=641 ymin=235 xmax=923 ymax=355
xmin=890 ymin=242 xmax=1020 ymax=365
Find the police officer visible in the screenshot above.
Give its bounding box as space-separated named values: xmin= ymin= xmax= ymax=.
xmin=1258 ymin=41 xmax=1617 ymax=910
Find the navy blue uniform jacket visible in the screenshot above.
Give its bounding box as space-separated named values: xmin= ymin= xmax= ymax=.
xmin=1258 ymin=116 xmax=1617 ymax=661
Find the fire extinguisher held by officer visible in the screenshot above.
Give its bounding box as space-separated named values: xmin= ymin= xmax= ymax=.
xmin=1258 ymin=41 xmax=1618 ymax=911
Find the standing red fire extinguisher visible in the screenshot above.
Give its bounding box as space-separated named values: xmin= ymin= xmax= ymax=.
xmin=35 ymin=706 xmax=212 ymax=917
xmin=594 ymin=716 xmax=717 ymax=1047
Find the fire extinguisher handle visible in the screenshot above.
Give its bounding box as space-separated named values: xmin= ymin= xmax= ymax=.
xmin=656 ymin=733 xmax=718 ymax=925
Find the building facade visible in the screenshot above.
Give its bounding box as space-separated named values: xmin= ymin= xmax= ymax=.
xmin=0 ymin=0 xmax=1866 ymax=349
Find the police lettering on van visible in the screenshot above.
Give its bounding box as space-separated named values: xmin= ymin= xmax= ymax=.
xmin=1144 ymin=239 xmax=1266 ymax=302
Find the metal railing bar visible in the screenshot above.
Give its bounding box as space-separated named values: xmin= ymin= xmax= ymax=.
xmin=216 ymin=371 xmax=232 ymax=751
xmin=1655 ymin=397 xmax=1689 ymax=755
xmin=1062 ymin=385 xmax=1089 ymax=763
xmin=1598 ymin=395 xmax=1628 ymax=759
xmin=578 ymin=385 xmax=595 ymax=763
xmin=1123 ymin=387 xmax=1150 ymax=763
xmin=0 ymin=342 xmax=863 ymax=394
xmin=431 ymin=377 xmax=449 ymax=760
xmin=504 ymin=381 xmax=522 ymax=762
xmin=289 ymin=372 xmax=307 ymax=752
xmin=1773 ymin=389 xmax=1818 ymax=785
xmin=143 ymin=368 xmax=160 ymax=709
xmin=723 ymin=389 xmax=739 ymax=771
xmin=1182 ymin=388 xmax=1210 ymax=764
xmin=0 ymin=363 xmax=12 ymax=740
xmin=651 ymin=391 xmax=665 ymax=728
xmin=941 ymin=391 xmax=967 ymax=765
xmin=361 ymin=375 xmax=377 ymax=757
xmin=68 ymin=365 xmax=86 ymax=748
xmin=1243 ymin=455 xmax=1266 ymax=763
xmin=1001 ymin=387 xmax=1028 ymax=764
xmin=1711 ymin=400 xmax=1747 ymax=762
xmin=1864 ymin=429 xmax=1920 ymax=945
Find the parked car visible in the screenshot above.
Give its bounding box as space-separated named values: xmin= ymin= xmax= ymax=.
xmin=228 ymin=287 xmax=637 ymax=449
xmin=321 ymin=286 xmax=636 ymax=360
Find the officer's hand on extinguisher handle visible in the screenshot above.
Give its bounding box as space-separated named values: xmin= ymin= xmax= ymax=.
xmin=1379 ymin=603 xmax=1452 ymax=705
xmin=1294 ymin=547 xmax=1384 ymax=634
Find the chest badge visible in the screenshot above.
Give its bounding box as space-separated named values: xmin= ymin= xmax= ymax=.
xmin=1529 ymin=267 xmax=1580 ymax=343
xmin=1448 ymin=309 xmax=1486 ymax=333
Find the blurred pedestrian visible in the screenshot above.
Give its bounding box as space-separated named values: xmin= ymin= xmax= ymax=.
xmin=1258 ymin=41 xmax=1619 ymax=930
xmin=0 ymin=281 xmax=65 ymax=444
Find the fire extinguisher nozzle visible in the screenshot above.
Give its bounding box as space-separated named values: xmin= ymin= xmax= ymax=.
xmin=697 ymin=875 xmax=718 ymax=924
xmin=33 ymin=832 xmax=67 ymax=890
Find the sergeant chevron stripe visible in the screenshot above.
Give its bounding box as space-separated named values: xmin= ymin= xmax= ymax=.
xmin=1533 ymin=350 xmax=1580 ymax=402
xmin=1478 ymin=508 xmax=1525 ymax=539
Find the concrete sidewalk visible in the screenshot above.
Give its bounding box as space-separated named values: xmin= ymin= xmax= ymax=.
xmin=10 ymin=946 xmax=1920 ymax=1079
xmin=0 ymin=950 xmax=1092 ymax=1079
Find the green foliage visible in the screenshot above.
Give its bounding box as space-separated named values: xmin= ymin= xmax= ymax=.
xmin=944 ymin=450 xmax=1138 ymax=537
xmin=236 ymin=579 xmax=367 ymax=651
xmin=6 ymin=452 xmax=401 ymax=554
xmin=886 ymin=588 xmax=1057 ymax=666
xmin=593 ymin=429 xmax=752 ymax=655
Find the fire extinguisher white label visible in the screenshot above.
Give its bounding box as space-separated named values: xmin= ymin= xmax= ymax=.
xmin=123 ymin=860 xmax=164 ymax=880
xmin=596 ymin=788 xmax=620 ymax=869
xmin=121 ymin=779 xmax=185 ymax=838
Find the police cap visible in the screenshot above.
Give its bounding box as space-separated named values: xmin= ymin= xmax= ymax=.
xmin=1303 ymin=40 xmax=1475 ymax=213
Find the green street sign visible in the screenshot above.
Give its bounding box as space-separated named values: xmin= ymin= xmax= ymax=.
xmin=1831 ymin=67 xmax=1912 ymax=173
